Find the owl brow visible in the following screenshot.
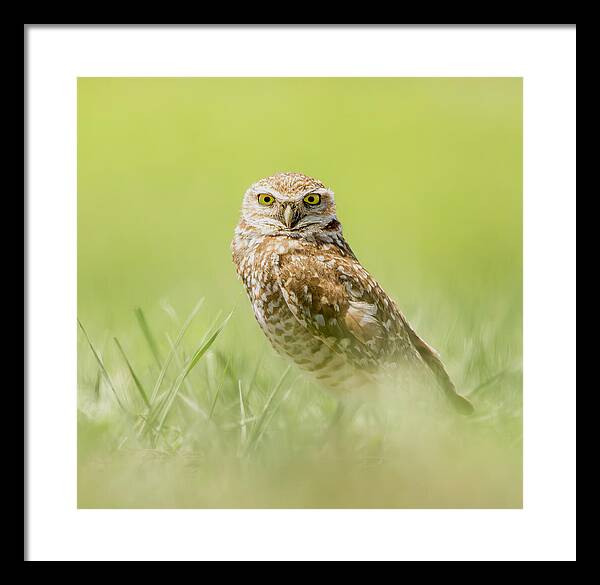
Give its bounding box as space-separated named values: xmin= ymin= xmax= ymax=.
xmin=302 ymin=188 xmax=331 ymax=197
xmin=252 ymin=187 xmax=279 ymax=197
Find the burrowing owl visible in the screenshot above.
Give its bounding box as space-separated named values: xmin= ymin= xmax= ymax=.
xmin=231 ymin=172 xmax=473 ymax=414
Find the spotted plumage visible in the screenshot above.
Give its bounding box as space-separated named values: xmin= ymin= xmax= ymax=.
xmin=231 ymin=172 xmax=473 ymax=414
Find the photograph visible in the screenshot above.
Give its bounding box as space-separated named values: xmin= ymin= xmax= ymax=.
xmin=77 ymin=77 xmax=523 ymax=509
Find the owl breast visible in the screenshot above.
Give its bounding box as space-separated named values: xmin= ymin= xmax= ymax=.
xmin=233 ymin=236 xmax=368 ymax=390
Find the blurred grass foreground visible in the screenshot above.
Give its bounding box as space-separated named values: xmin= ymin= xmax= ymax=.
xmin=78 ymin=78 xmax=522 ymax=508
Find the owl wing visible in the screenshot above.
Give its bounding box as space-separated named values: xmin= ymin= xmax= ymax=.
xmin=275 ymin=249 xmax=474 ymax=414
xmin=275 ymin=251 xmax=417 ymax=372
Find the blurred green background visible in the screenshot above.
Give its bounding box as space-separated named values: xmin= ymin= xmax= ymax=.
xmin=78 ymin=78 xmax=522 ymax=508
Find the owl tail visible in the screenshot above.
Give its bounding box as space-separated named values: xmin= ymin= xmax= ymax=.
xmin=406 ymin=325 xmax=475 ymax=415
xmin=419 ymin=347 xmax=475 ymax=415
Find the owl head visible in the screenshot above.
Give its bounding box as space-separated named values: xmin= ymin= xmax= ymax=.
xmin=239 ymin=172 xmax=338 ymax=235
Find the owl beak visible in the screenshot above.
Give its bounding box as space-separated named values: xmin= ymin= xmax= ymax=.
xmin=283 ymin=205 xmax=294 ymax=228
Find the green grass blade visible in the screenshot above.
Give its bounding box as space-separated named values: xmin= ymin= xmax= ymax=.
xmin=166 ymin=333 xmax=208 ymax=418
xmin=255 ymin=384 xmax=295 ymax=448
xmin=208 ymin=355 xmax=231 ymax=420
xmin=245 ymin=365 xmax=291 ymax=453
xmin=148 ymin=298 xmax=204 ymax=405
xmin=469 ymin=369 xmax=510 ymax=396
xmin=184 ymin=313 xmax=232 ymax=377
xmin=154 ymin=310 xmax=234 ymax=433
xmin=113 ymin=337 xmax=150 ymax=407
xmin=248 ymin=383 xmax=294 ymax=454
xmin=160 ymin=299 xmax=181 ymax=326
xmin=238 ymin=380 xmax=247 ymax=447
xmin=78 ymin=319 xmax=127 ymax=413
xmin=177 ymin=391 xmax=208 ymax=418
xmin=134 ymin=307 xmax=163 ymax=370
xmin=244 ymin=355 xmax=263 ymax=405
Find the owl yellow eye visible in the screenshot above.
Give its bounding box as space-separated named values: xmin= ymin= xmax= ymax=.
xmin=258 ymin=193 xmax=275 ymax=206
xmin=303 ymin=193 xmax=321 ymax=206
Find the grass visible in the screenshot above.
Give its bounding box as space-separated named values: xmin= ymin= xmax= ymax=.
xmin=77 ymin=77 xmax=522 ymax=508
xmin=77 ymin=293 xmax=522 ymax=508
